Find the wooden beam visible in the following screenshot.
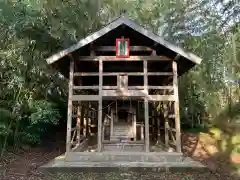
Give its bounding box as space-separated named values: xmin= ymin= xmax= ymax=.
xmin=146 ymin=95 xmax=175 ymax=101
xmin=110 ymin=109 xmax=114 ymax=138
xmin=103 ymin=86 xmax=118 ymax=90
xmin=102 ymin=90 xmax=147 ymax=97
xmin=144 ymin=98 xmax=149 ymax=152
xmin=133 ymin=108 xmax=137 ymax=141
xmin=148 ymin=72 xmax=173 ymax=76
xmin=148 ymin=86 xmax=174 ymax=90
xmin=144 ymin=59 xmax=149 ymax=152
xmin=98 ymin=59 xmax=103 ymax=152
xmin=128 ymin=86 xmax=144 ymax=90
xmin=66 ymin=58 xmax=74 ymax=153
xmin=74 ymin=72 xmax=99 ymax=76
xmin=104 ymin=72 xmax=144 ymax=76
xmin=73 ymin=86 xmax=99 ymax=90
xmin=79 ymin=56 xmax=172 ymax=61
xmin=74 ymin=72 xmax=174 ymax=77
xmin=76 ymin=105 xmax=81 ymax=145
xmin=165 ymin=120 xmax=169 ymax=149
xmin=72 ymin=95 xmax=99 ymax=101
xmin=95 ymin=46 xmax=153 ymax=52
xmin=172 ymin=61 xmax=181 ymax=153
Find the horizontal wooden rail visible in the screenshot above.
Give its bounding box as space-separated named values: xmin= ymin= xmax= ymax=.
xmin=148 ymin=86 xmax=174 ymax=90
xmin=73 ymin=86 xmax=98 ymax=90
xmin=79 ymin=56 xmax=172 ymax=61
xmin=74 ymin=72 xmax=99 ymax=76
xmin=74 ymin=72 xmax=172 ymax=76
xmin=95 ymin=46 xmax=153 ymax=52
xmin=72 ymin=95 xmax=99 ymax=101
xmin=148 ymin=72 xmax=173 ymax=76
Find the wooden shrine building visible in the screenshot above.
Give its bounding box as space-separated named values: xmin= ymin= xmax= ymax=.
xmin=44 ymin=16 xmax=203 ymax=170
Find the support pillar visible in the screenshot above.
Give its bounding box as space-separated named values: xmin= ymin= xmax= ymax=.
xmin=66 ymin=59 xmax=74 ymax=153
xmin=172 ymin=61 xmax=181 ymax=153
xmin=144 ymin=98 xmax=149 ymax=152
xmin=98 ymin=59 xmax=103 ymax=152
xmin=76 ymin=104 xmax=81 ymax=145
xmin=144 ymin=60 xmax=149 ymax=152
xmin=110 ymin=109 xmax=114 ymax=138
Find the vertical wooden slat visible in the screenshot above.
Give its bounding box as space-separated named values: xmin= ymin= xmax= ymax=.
xmin=98 ymin=59 xmax=103 ymax=152
xmin=110 ymin=108 xmax=114 ymax=138
xmin=164 ymin=118 xmax=169 ymax=148
xmin=76 ymin=104 xmax=81 ymax=145
xmin=157 ymin=116 xmax=161 ymax=143
xmin=87 ymin=102 xmax=90 ymax=136
xmin=66 ymin=58 xmax=74 ymax=153
xmin=141 ymin=124 xmax=144 ymax=140
xmin=172 ymin=61 xmax=181 ymax=153
xmin=133 ymin=108 xmax=136 ymax=141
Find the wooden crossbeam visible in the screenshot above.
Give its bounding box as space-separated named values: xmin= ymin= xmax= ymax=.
xmin=74 ymin=72 xmax=173 ymax=76
xmin=95 ymin=46 xmax=153 ymax=52
xmin=79 ymin=56 xmax=172 ymax=61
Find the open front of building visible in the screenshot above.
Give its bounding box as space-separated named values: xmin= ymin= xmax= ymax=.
xmin=68 ymin=56 xmax=181 ymax=154
xmin=43 ymin=16 xmax=204 ymax=170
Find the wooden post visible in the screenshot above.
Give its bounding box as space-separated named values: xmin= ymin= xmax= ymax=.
xmin=87 ymin=103 xmax=91 ymax=136
xmin=141 ymin=124 xmax=144 ymax=140
xmin=144 ymin=98 xmax=149 ymax=152
xmin=157 ymin=116 xmax=161 ymax=143
xmin=98 ymin=59 xmax=103 ymax=152
xmin=84 ymin=108 xmax=87 ymax=136
xmin=110 ymin=108 xmax=114 ymax=138
xmin=172 ymin=61 xmax=181 ymax=153
xmin=66 ymin=58 xmax=74 ymax=153
xmin=133 ymin=108 xmax=136 ymax=141
xmin=164 ymin=117 xmax=169 ymax=148
xmin=76 ymin=104 xmax=81 ymax=145
xmin=144 ymin=60 xmax=149 ymax=152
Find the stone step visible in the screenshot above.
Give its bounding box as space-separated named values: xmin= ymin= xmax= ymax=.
xmin=65 ymin=152 xmax=184 ymax=162
xmin=40 ymin=155 xmax=208 ymax=173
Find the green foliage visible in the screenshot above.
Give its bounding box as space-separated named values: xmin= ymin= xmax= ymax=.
xmin=29 ymin=100 xmax=60 ymax=125
xmin=20 ymin=100 xmax=61 ymax=145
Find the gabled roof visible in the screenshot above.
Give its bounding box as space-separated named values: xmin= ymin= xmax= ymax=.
xmin=46 ymin=16 xmax=202 ymax=65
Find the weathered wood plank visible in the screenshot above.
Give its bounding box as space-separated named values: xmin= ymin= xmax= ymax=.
xmin=148 ymin=86 xmax=174 ymax=90
xmin=76 ymin=105 xmax=81 ymax=145
xmin=104 ymin=72 xmax=144 ymax=76
xmin=128 ymin=86 xmax=144 ymax=90
xmin=172 ymin=61 xmax=181 ymax=153
xmin=95 ymin=46 xmax=153 ymax=52
xmin=144 ymin=98 xmax=149 ymax=152
xmin=66 ymin=58 xmax=74 ymax=153
xmin=148 ymin=72 xmax=173 ymax=76
xmin=165 ymin=120 xmax=169 ymax=148
xmin=143 ymin=60 xmax=149 ymax=152
xmin=79 ymin=56 xmax=172 ymax=61
xmin=102 ymin=90 xmax=147 ymax=97
xmin=72 ymin=95 xmax=99 ymax=101
xmin=103 ymin=86 xmax=118 ymax=90
xmin=98 ymin=59 xmax=103 ymax=152
xmin=73 ymin=86 xmax=98 ymax=90
xmin=146 ymin=95 xmax=175 ymax=101
xmin=74 ymin=72 xmax=99 ymax=76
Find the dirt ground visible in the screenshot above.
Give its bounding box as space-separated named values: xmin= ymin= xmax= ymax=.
xmin=0 ymin=132 xmax=239 ymax=180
